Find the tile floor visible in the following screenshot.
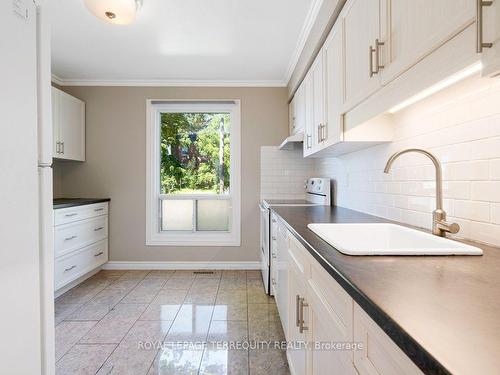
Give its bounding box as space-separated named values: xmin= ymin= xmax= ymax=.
xmin=54 ymin=270 xmax=290 ymax=375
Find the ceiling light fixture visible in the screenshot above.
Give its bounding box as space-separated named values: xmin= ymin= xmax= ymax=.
xmin=84 ymin=0 xmax=143 ymax=25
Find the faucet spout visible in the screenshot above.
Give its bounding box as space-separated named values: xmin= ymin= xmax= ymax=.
xmin=383 ymin=148 xmax=458 ymax=237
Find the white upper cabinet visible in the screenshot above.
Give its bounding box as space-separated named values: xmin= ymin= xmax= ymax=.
xmin=481 ymin=0 xmax=500 ymax=76
xmin=323 ymin=21 xmax=344 ymax=149
xmin=311 ymin=52 xmax=325 ymax=152
xmin=52 ymin=87 xmax=86 ymax=161
xmin=292 ymin=83 xmax=306 ymax=135
xmin=303 ymin=71 xmax=315 ymax=157
xmin=341 ymin=0 xmax=381 ymax=112
xmin=380 ymin=0 xmax=475 ymax=85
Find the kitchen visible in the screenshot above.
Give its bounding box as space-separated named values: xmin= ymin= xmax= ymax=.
xmin=2 ymin=0 xmax=500 ymax=374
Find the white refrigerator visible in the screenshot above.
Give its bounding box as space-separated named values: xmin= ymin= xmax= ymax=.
xmin=0 ymin=1 xmax=54 ymax=374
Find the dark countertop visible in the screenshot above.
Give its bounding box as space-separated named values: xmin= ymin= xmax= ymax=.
xmin=271 ymin=205 xmax=500 ymax=375
xmin=53 ymin=198 xmax=110 ymax=209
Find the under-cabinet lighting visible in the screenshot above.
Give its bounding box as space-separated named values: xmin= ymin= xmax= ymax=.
xmin=388 ymin=62 xmax=482 ymax=114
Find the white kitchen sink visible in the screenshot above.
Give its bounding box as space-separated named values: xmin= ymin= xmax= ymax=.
xmin=307 ymin=223 xmax=483 ymax=256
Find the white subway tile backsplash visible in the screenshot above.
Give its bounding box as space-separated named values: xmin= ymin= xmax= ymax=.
xmin=443 ymin=160 xmax=490 ymax=181
xmin=454 ymin=200 xmax=490 ymax=222
xmin=471 ymin=181 xmax=500 ymax=203
xmin=491 ymin=204 xmax=500 ymax=224
xmin=313 ymin=76 xmax=500 ymax=248
xmin=490 ymin=159 xmax=500 ymax=180
xmin=260 ymin=146 xmax=314 ymax=200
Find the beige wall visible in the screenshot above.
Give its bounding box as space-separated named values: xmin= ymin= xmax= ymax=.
xmin=55 ymin=86 xmax=288 ymax=263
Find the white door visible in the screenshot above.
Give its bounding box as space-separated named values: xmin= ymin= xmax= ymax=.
xmin=482 ymin=0 xmax=500 ymax=76
xmin=289 ymin=96 xmax=296 ymax=135
xmin=59 ymin=90 xmax=86 ymax=161
xmin=287 ymin=266 xmax=309 ymax=375
xmin=259 ymin=205 xmax=270 ymax=294
xmin=303 ymin=71 xmax=315 ymax=157
xmin=311 ymin=52 xmax=325 ymax=152
xmin=52 ymin=87 xmax=61 ymax=157
xmin=323 ymin=21 xmax=344 ymax=148
xmin=294 ymin=82 xmax=306 ymax=134
xmin=0 ymin=2 xmax=42 ymax=374
xmin=381 ymin=0 xmax=475 ymax=84
xmin=342 ymin=0 xmax=381 ymax=111
xmin=275 ymin=223 xmax=289 ymax=336
xmin=309 ymin=283 xmax=356 ymax=375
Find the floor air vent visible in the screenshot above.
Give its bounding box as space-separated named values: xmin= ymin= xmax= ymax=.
xmin=193 ymin=271 xmax=215 ymax=275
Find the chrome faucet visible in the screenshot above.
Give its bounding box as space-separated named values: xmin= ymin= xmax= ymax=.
xmin=383 ymin=149 xmax=460 ymax=237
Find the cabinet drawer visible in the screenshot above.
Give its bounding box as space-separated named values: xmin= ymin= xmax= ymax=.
xmin=55 ymin=215 xmax=108 ymax=257
xmin=353 ymin=304 xmax=423 ymax=375
xmin=54 ymin=202 xmax=108 ymax=226
xmin=55 ymin=240 xmax=108 ymax=290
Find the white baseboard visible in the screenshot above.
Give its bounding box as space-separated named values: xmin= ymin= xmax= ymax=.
xmin=101 ymin=261 xmax=261 ymax=270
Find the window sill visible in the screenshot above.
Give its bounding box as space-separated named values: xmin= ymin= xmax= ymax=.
xmin=146 ymin=232 xmax=241 ymax=247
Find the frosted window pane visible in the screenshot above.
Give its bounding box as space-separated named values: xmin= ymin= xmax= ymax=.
xmin=197 ymin=200 xmax=230 ymax=231
xmin=161 ymin=200 xmax=193 ymax=231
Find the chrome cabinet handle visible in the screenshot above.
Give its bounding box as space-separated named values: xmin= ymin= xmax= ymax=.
xmin=317 ymin=124 xmax=322 ymax=143
xmin=65 ymin=213 xmax=78 ymax=217
xmin=94 ymin=208 xmax=104 ymax=212
xmin=320 ymin=124 xmax=327 ymax=142
xmin=94 ymin=226 xmax=104 ymax=232
xmin=56 ymin=142 xmax=60 ymax=154
xmin=64 ymin=235 xmax=77 ymax=241
xmin=295 ymin=295 xmax=301 ymax=327
xmin=369 ymin=45 xmax=376 ymax=77
xmin=272 ymin=253 xmax=277 ymax=259
xmin=375 ymin=39 xmax=385 ymax=73
xmin=477 ymin=0 xmax=493 ymax=53
xmin=299 ymin=297 xmax=309 ymax=333
xmin=94 ymin=251 xmax=104 ymax=257
xmin=272 ymin=278 xmax=276 ymax=286
xmin=306 ymin=134 xmax=312 ymax=149
xmin=64 ymin=265 xmax=76 ymax=272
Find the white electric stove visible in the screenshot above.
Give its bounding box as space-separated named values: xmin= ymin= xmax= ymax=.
xmin=259 ymin=178 xmax=331 ymax=294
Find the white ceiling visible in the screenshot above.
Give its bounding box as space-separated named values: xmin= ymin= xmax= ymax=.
xmin=48 ymin=0 xmax=316 ymax=86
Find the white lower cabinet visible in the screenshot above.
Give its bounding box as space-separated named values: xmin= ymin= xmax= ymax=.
xmin=54 ymin=202 xmax=109 ymax=291
xmin=353 ymin=304 xmax=422 ymax=375
xmin=283 ymin=229 xmax=424 ymax=375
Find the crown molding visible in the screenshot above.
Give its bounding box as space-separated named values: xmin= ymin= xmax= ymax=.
xmin=283 ymin=0 xmax=324 ymax=85
xmin=51 ymin=74 xmax=65 ymax=86
xmin=50 ymin=75 xmax=287 ymax=87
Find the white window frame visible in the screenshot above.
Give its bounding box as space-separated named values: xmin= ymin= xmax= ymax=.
xmin=146 ymin=100 xmax=241 ymax=246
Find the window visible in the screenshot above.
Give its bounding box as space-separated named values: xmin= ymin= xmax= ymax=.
xmin=146 ymin=100 xmax=241 ymax=246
